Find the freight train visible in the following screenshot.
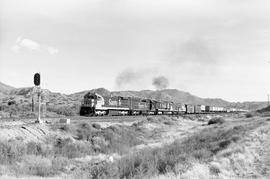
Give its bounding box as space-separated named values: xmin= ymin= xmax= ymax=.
xmin=79 ymin=92 xmax=246 ymax=116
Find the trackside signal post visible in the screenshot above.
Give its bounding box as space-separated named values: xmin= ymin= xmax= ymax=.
xmin=34 ymin=73 xmax=42 ymax=123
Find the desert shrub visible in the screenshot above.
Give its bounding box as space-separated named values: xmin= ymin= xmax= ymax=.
xmin=59 ymin=124 xmax=71 ymax=132
xmin=72 ymin=162 xmax=118 ymax=179
xmin=245 ymin=113 xmax=253 ymax=118
xmin=117 ymin=149 xmax=159 ymax=178
xmin=51 ymin=156 xmax=70 ymax=173
xmin=231 ymin=135 xmax=240 ymax=142
xmin=15 ymin=136 xmax=24 ymax=141
xmin=26 ymin=142 xmax=44 ymax=156
xmin=19 ymin=155 xmax=54 ymax=177
xmin=21 ymin=112 xmax=36 ymax=118
xmin=233 ymin=125 xmax=244 ymax=130
xmin=53 ymin=138 xmax=93 ymax=158
xmin=132 ymin=120 xmax=145 ymax=127
xmin=0 ymin=140 xmax=26 ymax=164
xmin=52 ymin=122 xmax=145 ymax=155
xmin=76 ymin=123 xmax=97 ymax=141
xmin=147 ymin=116 xmax=156 ymax=122
xmin=208 ymin=117 xmax=225 ymax=125
xmin=101 ymin=125 xmax=143 ymax=154
xmin=209 ymin=164 xmax=220 ymax=175
xmin=7 ymin=100 xmax=16 ymax=106
xmin=192 ymin=148 xmax=212 ymax=160
xmin=163 ymin=121 xmax=175 ymax=125
xmin=218 ymin=140 xmax=231 ymax=149
xmin=47 ymin=105 xmax=77 ymax=116
xmin=92 ymin=123 xmax=101 ymax=130
xmin=158 ymin=116 xmax=171 ymax=121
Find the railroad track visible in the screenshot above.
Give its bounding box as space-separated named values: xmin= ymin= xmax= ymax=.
xmin=0 ymin=112 xmax=240 ymax=127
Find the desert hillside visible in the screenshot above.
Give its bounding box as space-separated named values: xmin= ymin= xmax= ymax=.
xmin=0 ymin=81 xmax=267 ymax=118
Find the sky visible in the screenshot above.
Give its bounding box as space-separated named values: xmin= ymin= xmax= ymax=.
xmin=1 ymin=0 xmax=270 ymax=102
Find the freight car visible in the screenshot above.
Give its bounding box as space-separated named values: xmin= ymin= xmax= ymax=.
xmin=194 ymin=105 xmax=202 ymax=113
xmin=200 ymin=105 xmax=206 ymax=113
xmin=205 ymin=106 xmax=214 ymax=112
xmin=185 ymin=104 xmax=195 ymax=114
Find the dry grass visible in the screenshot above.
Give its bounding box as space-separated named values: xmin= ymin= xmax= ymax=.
xmin=72 ymin=120 xmax=261 ymax=179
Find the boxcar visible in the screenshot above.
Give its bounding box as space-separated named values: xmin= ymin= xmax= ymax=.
xmin=185 ymin=104 xmax=194 ymax=114
xmin=155 ymin=101 xmax=173 ymax=114
xmin=170 ymin=102 xmax=180 ymax=114
xmin=194 ymin=105 xmax=202 ymax=113
xmin=178 ymin=104 xmax=186 ymax=113
xmin=205 ymin=106 xmax=214 ymax=112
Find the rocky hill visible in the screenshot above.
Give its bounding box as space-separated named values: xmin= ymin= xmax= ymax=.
xmin=0 ymin=82 xmax=15 ymax=95
xmin=0 ymin=81 xmax=267 ymax=118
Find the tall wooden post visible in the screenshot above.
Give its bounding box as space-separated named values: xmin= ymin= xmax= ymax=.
xmin=34 ymin=73 xmax=42 ymax=123
xmin=38 ymin=87 xmax=41 ymax=122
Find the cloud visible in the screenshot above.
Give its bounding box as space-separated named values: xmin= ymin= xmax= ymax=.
xmin=11 ymin=36 xmax=58 ymax=55
xmin=169 ymin=37 xmax=219 ymax=65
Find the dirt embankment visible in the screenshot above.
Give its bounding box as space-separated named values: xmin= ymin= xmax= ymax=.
xmin=0 ymin=123 xmax=54 ymax=143
xmin=151 ymin=117 xmax=270 ymax=179
xmin=210 ymin=118 xmax=270 ymax=178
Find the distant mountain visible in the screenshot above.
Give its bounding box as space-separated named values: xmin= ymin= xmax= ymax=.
xmin=257 ymin=105 xmax=270 ymax=113
xmin=0 ymin=82 xmax=15 ymax=94
xmin=0 ymin=81 xmax=267 ymax=118
xmin=112 ymin=89 xmax=200 ymax=104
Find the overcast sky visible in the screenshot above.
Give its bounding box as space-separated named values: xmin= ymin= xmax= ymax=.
xmin=1 ymin=0 xmax=270 ymax=102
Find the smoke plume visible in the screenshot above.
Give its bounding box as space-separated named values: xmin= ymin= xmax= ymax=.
xmin=152 ymin=76 xmax=169 ymax=90
xmin=115 ymin=69 xmax=143 ymax=88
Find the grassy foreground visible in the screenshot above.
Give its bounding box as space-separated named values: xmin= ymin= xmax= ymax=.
xmin=0 ymin=116 xmax=265 ymax=178
xmin=85 ymin=119 xmax=264 ymax=179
